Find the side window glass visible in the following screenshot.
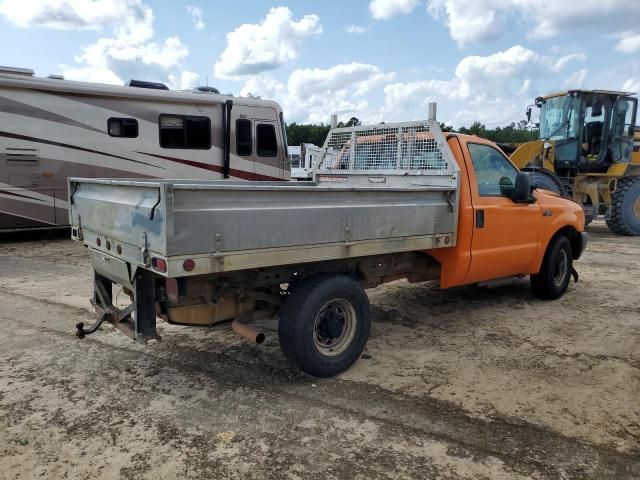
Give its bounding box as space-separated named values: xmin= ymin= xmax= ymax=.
xmin=108 ymin=118 xmax=138 ymax=138
xmin=257 ymin=124 xmax=278 ymax=157
xmin=236 ymin=119 xmax=252 ymax=156
xmin=159 ymin=115 xmax=211 ymax=149
xmin=468 ymin=143 xmax=518 ymax=196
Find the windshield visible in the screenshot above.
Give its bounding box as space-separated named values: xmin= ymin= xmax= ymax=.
xmin=539 ymin=95 xmax=580 ymax=140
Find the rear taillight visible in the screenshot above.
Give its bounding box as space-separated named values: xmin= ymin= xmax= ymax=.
xmin=183 ymin=259 xmax=195 ymax=271
xmin=151 ymin=257 xmax=167 ymax=273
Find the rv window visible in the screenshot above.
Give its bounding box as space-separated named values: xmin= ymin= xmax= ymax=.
xmin=236 ymin=119 xmax=252 ymax=156
xmin=257 ymin=123 xmax=278 ymax=157
xmin=159 ymin=115 xmax=211 ymax=149
xmin=108 ymin=118 xmax=138 ymax=138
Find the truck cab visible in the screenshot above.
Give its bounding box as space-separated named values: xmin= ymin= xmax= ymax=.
xmin=433 ymin=134 xmax=586 ymax=291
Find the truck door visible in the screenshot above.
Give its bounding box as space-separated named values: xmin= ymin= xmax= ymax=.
xmin=464 ymin=141 xmax=541 ymax=283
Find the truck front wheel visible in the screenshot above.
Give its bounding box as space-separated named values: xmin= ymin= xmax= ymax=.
xmin=278 ymin=274 xmax=371 ymax=377
xmin=530 ymin=235 xmax=573 ymax=300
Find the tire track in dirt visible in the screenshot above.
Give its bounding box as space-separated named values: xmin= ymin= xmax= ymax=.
xmin=2 ymin=291 xmax=639 ymax=480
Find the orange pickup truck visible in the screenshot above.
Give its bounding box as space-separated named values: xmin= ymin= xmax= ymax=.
xmin=69 ymin=117 xmax=587 ymax=377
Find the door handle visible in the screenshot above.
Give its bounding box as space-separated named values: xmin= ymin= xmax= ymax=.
xmin=476 ymin=209 xmax=485 ymax=228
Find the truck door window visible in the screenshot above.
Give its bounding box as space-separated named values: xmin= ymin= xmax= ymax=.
xmin=236 ymin=119 xmax=252 ymax=156
xmin=159 ymin=115 xmax=211 ymax=149
xmin=257 ymin=124 xmax=278 ymax=157
xmin=468 ymin=143 xmax=518 ymax=196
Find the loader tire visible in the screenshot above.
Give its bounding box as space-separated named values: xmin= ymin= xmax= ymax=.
xmin=530 ymin=235 xmax=573 ymax=300
xmin=278 ymin=274 xmax=371 ymax=377
xmin=526 ymin=171 xmax=565 ymax=196
xmin=606 ymin=176 xmax=640 ymax=236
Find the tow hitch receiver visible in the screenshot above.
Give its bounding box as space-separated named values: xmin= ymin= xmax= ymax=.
xmin=76 ymin=270 xmax=161 ymax=344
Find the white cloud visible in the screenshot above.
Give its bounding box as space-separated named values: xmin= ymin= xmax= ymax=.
xmin=59 ymin=2 xmax=191 ymax=87
xmin=167 ymin=71 xmax=200 ymax=90
xmin=186 ymin=5 xmax=206 ymax=30
xmin=614 ymin=31 xmax=640 ymax=54
xmin=0 ymin=0 xmax=146 ymax=30
xmin=214 ymin=7 xmax=322 ymax=79
xmin=345 ymin=24 xmax=369 ymax=34
xmin=426 ymin=0 xmax=640 ymax=47
xmin=241 ymin=63 xmax=395 ymax=124
xmin=622 ymin=78 xmax=640 ymax=92
xmin=240 ymin=46 xmax=588 ymax=128
xmin=383 ymin=45 xmax=585 ymax=126
xmin=563 ymin=69 xmax=587 ymax=89
xmin=186 ymin=5 xmax=205 ymax=31
xmin=369 ymin=0 xmax=419 ymax=20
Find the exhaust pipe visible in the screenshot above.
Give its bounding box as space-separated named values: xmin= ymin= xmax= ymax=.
xmin=231 ymin=309 xmax=275 ymax=344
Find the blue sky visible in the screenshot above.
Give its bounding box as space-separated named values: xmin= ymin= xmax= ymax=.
xmin=1 ymin=0 xmax=639 ymax=127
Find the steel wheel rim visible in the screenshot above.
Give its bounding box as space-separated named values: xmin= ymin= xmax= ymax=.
xmin=633 ymin=196 xmax=640 ymax=220
xmin=313 ymin=299 xmax=357 ymax=357
xmin=553 ymin=249 xmax=568 ymax=287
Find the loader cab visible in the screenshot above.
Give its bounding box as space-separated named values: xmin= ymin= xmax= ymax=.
xmin=537 ymin=90 xmax=638 ymax=175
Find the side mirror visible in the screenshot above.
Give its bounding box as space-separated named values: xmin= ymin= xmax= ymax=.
xmin=499 ymin=176 xmax=515 ymax=197
xmin=510 ymin=172 xmax=535 ymax=203
xmin=526 ymin=106 xmax=532 ymax=124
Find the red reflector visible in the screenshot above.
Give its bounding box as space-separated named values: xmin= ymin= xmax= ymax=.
xmin=183 ymin=259 xmax=195 ymax=271
xmin=166 ymin=278 xmax=179 ymax=303
xmin=96 ymin=237 xmax=101 ymax=247
xmin=151 ymin=257 xmax=167 ymax=273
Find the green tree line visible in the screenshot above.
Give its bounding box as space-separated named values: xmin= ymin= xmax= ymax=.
xmin=286 ymin=119 xmax=539 ymax=147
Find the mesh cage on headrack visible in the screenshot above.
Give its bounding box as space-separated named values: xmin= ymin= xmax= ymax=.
xmin=316 ymin=120 xmax=455 ymax=175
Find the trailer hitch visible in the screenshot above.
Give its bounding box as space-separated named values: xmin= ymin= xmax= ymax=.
xmin=76 ymin=271 xmax=160 ymax=344
xmin=76 ymin=277 xmax=135 ymax=339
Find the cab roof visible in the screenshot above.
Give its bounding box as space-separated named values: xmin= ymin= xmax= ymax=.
xmin=542 ymin=89 xmax=636 ymax=100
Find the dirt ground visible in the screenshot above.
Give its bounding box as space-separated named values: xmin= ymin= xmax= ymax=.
xmin=0 ymin=222 xmax=638 ymax=479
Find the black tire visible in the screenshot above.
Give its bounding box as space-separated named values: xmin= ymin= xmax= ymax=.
xmin=606 ymin=176 xmax=640 ymax=236
xmin=530 ymin=235 xmax=573 ymax=300
xmin=278 ymin=274 xmax=371 ymax=377
xmin=526 ymin=171 xmax=565 ymax=196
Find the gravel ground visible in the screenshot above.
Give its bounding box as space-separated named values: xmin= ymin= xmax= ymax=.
xmin=0 ymin=222 xmax=638 ymax=479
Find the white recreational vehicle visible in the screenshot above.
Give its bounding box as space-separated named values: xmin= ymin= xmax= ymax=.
xmin=0 ymin=66 xmax=290 ymax=232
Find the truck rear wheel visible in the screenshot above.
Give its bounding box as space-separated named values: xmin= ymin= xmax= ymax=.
xmin=278 ymin=274 xmax=371 ymax=377
xmin=606 ymin=176 xmax=640 ymax=236
xmin=530 ymin=235 xmax=573 ymax=300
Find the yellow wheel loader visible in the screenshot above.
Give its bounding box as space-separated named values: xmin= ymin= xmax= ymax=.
xmin=511 ymin=90 xmax=640 ymax=235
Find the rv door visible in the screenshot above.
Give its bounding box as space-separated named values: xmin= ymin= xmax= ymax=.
xmin=230 ymin=106 xmax=257 ymax=179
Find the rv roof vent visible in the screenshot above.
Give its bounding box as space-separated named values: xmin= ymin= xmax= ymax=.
xmin=0 ymin=66 xmax=34 ymax=76
xmin=48 ymin=74 xmax=64 ymax=80
xmin=125 ymin=79 xmax=169 ymax=90
xmin=193 ymin=86 xmax=220 ymax=94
